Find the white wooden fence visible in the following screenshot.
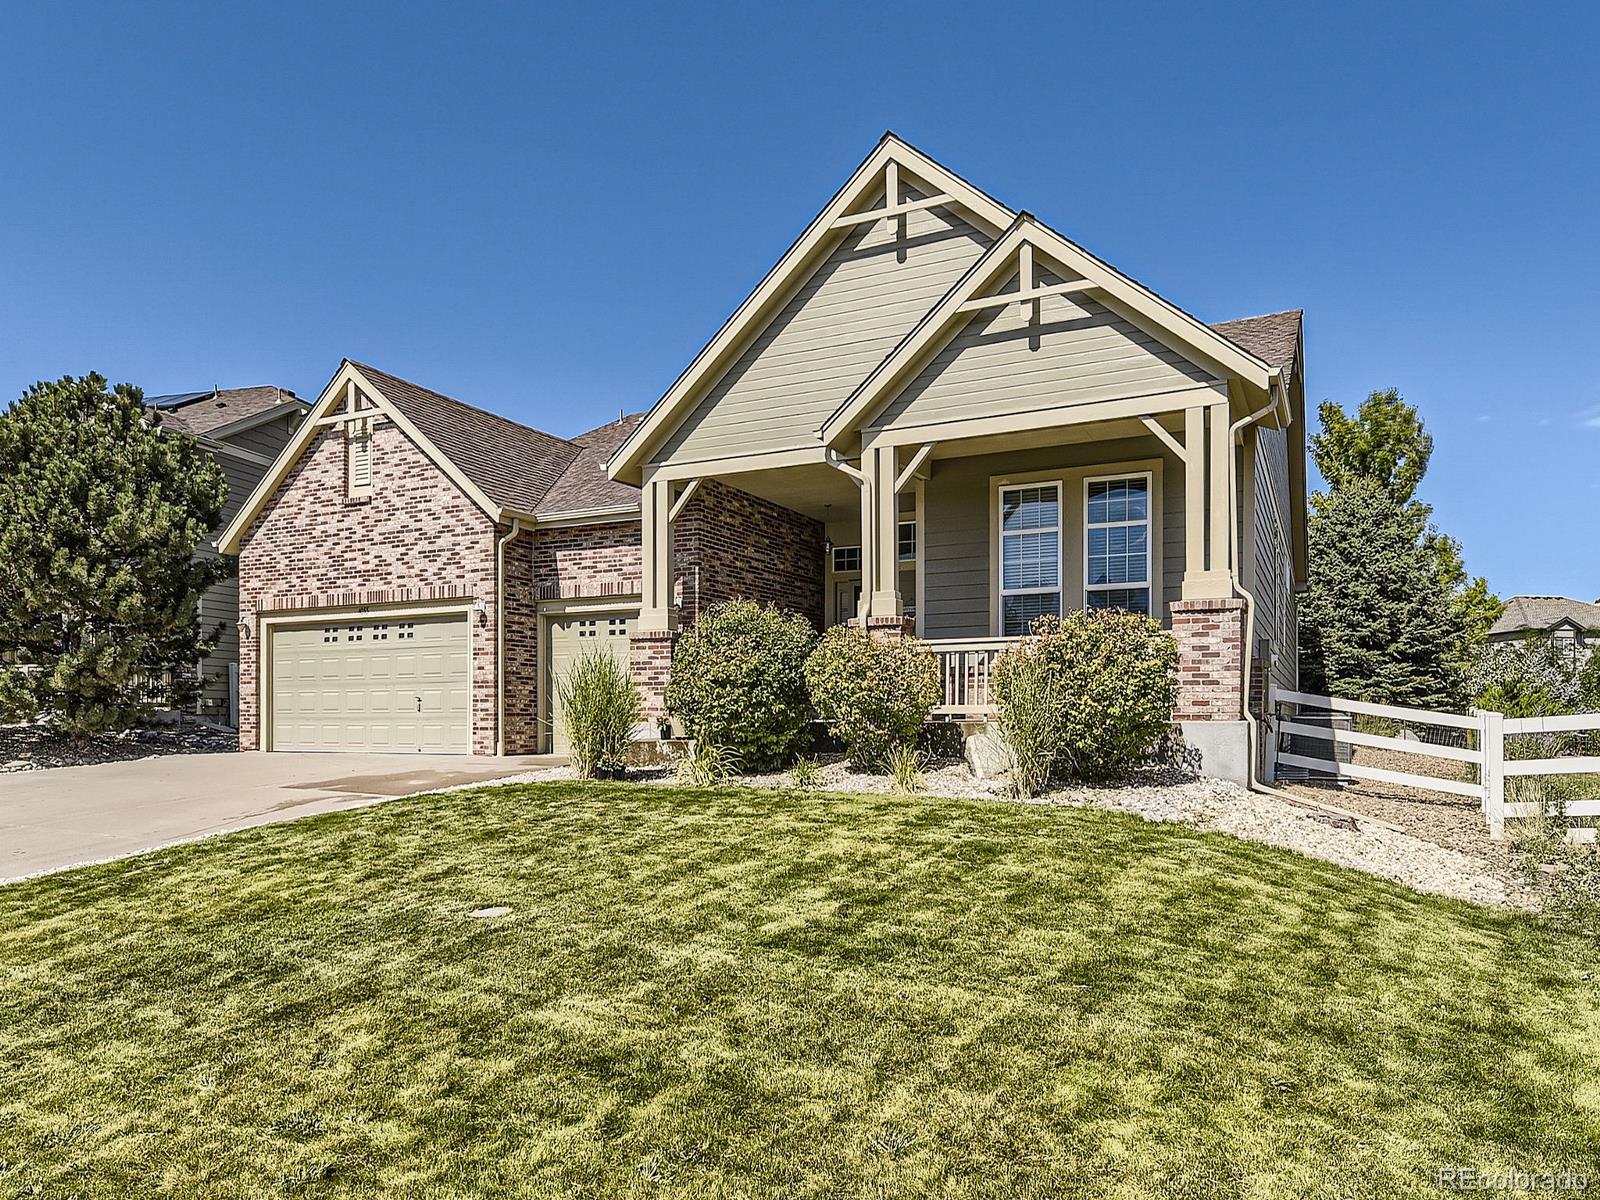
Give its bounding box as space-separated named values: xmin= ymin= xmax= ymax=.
xmin=1268 ymin=688 xmax=1600 ymax=840
xmin=927 ymin=637 xmax=1013 ymax=715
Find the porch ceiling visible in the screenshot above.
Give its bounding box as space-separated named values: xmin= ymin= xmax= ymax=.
xmin=715 ymin=461 xmax=860 ymax=522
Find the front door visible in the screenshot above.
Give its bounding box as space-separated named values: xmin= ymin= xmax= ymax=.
xmin=834 ymin=579 xmax=861 ymax=624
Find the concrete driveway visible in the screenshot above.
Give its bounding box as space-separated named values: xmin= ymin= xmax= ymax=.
xmin=0 ymin=752 xmax=559 ymax=883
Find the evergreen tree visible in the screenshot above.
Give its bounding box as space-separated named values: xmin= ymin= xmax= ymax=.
xmin=1299 ymin=479 xmax=1465 ymax=707
xmin=1307 ymin=388 xmax=1499 ymax=682
xmin=0 ymin=374 xmax=232 ymax=733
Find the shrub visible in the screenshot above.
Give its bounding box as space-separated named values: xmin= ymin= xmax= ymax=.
xmin=804 ymin=626 xmax=941 ymax=770
xmin=992 ymin=611 xmax=1177 ymax=784
xmin=665 ymin=600 xmax=818 ymax=772
xmin=1580 ymin=651 xmax=1600 ymax=713
xmin=676 ymin=740 xmax=740 ymax=788
xmin=557 ymin=651 xmax=642 ymax=779
xmin=1468 ymin=636 xmax=1582 ymax=713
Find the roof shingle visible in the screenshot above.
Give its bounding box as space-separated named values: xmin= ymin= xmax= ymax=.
xmin=1210 ymin=309 xmax=1303 ymax=380
xmin=351 ymin=362 xmax=582 ymax=517
xmin=147 ymin=386 xmax=305 ymax=436
xmin=1489 ymin=596 xmax=1600 ymax=637
xmin=537 ymin=414 xmax=647 ymax=516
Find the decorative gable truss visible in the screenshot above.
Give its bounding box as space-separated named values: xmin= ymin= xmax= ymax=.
xmin=217 ymin=361 xmax=502 ymax=554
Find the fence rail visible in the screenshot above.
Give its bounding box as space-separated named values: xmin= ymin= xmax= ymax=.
xmin=1269 ymin=688 xmax=1600 ymax=839
xmin=927 ymin=637 xmax=1015 ymax=716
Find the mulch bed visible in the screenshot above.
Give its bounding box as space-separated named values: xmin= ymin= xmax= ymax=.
xmin=0 ymin=723 xmax=237 ymax=773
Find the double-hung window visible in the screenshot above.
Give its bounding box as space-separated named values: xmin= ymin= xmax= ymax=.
xmin=1085 ymin=474 xmax=1151 ymax=615
xmin=999 ymin=484 xmax=1061 ymax=636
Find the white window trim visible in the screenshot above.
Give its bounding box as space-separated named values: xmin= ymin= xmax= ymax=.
xmin=831 ymin=544 xmax=862 ymax=574
xmin=897 ymin=520 xmax=916 ymax=563
xmin=1083 ymin=470 xmax=1154 ymax=616
xmin=997 ymin=481 xmax=1063 ymax=637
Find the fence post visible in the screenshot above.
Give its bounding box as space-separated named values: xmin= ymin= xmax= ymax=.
xmin=1262 ymin=688 xmax=1279 ymax=784
xmin=1480 ymin=708 xmax=1505 ymax=840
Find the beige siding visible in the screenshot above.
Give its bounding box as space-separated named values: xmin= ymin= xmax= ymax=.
xmin=919 ymin=436 xmax=1186 ymax=640
xmin=871 ymin=278 xmax=1216 ymax=433
xmin=657 ymin=191 xmax=992 ymax=464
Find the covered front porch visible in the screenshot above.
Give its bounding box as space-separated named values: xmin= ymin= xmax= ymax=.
xmin=633 ymin=390 xmax=1255 ymax=720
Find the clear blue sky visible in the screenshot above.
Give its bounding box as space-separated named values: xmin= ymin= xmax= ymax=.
xmin=3 ymin=2 xmax=1596 ymax=599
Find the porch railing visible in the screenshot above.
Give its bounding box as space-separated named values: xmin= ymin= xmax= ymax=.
xmin=926 ymin=637 xmax=1016 ymax=716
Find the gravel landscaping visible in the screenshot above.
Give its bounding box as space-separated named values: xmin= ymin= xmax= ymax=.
xmin=0 ymin=722 xmax=237 ymax=773
xmin=443 ymin=756 xmax=1537 ymax=911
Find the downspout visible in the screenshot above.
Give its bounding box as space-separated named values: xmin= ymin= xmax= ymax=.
xmin=1226 ymin=372 xmax=1289 ymax=791
xmin=495 ymin=517 xmax=527 ymax=756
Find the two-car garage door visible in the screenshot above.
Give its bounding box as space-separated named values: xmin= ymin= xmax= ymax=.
xmin=268 ymin=613 xmax=471 ymax=753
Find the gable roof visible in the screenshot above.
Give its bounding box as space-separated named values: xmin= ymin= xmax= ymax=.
xmin=147 ymin=386 xmax=306 ymax=437
xmin=605 ymin=133 xmax=1019 ymax=484
xmin=538 ymin=413 xmax=647 ymax=516
xmin=818 ymin=213 xmax=1280 ymax=443
xmin=348 ymin=363 xmax=580 ymax=518
xmin=1490 ymin=596 xmax=1600 ymax=637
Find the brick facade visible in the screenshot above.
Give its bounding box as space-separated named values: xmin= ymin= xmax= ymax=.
xmin=675 ymin=480 xmax=826 ymax=627
xmin=1170 ymin=597 xmax=1247 ymax=721
xmin=237 ymin=420 xmax=537 ymax=754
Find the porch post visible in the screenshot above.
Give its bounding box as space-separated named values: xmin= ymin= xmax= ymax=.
xmin=863 ymin=443 xmax=903 ymax=621
xmin=638 ymin=473 xmax=675 ymax=631
xmin=1181 ymin=391 xmax=1233 ymax=599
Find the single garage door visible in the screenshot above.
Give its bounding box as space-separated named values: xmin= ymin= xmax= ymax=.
xmin=547 ymin=610 xmax=637 ymax=755
xmin=269 ymin=613 xmax=471 ymax=753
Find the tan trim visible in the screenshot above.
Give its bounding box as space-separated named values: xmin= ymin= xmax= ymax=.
xmin=531 ymin=505 xmax=640 ymax=528
xmin=257 ymin=599 xmax=474 ymax=752
xmin=217 ymin=361 xmax=505 ymax=553
xmin=651 ymin=445 xmax=829 ymax=482
xmin=824 ymin=216 xmax=1271 ymax=445
xmin=606 ymin=134 xmax=1016 ymax=484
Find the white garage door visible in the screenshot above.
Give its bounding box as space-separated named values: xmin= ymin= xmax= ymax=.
xmin=547 ymin=611 xmax=637 ymax=755
xmin=269 ymin=613 xmax=471 ymax=753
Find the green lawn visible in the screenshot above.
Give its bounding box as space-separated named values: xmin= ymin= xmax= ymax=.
xmin=1 ymin=783 xmax=1598 ymax=1198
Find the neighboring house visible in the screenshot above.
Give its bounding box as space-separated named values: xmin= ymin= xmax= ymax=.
xmin=219 ymin=134 xmax=1308 ymax=783
xmin=1487 ymin=595 xmax=1600 ymax=665
xmin=147 ymin=387 xmax=309 ymax=725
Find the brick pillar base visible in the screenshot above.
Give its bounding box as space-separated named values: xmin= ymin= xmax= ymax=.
xmin=630 ymin=629 xmax=677 ymax=720
xmin=864 ymin=615 xmax=914 ymax=641
xmin=1171 ymin=597 xmax=1246 ymax=721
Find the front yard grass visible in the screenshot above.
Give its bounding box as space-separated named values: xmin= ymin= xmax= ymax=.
xmin=2 ymin=781 xmax=1598 ymax=1197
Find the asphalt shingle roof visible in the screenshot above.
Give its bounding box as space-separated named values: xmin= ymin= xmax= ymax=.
xmin=148 ymin=386 xmax=305 ymax=436
xmin=1489 ymin=596 xmax=1600 ymax=637
xmin=1210 ymin=309 xmax=1303 ymax=381
xmin=537 ymin=413 xmax=648 ymax=516
xmin=351 ymin=363 xmax=582 ymax=518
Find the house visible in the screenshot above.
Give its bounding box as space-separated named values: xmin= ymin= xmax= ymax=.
xmin=146 ymin=386 xmax=309 ymax=725
xmin=218 ymin=134 xmax=1307 ymax=783
xmin=1488 ymin=595 xmax=1600 ymax=664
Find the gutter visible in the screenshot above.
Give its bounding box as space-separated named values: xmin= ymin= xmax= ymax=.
xmin=1226 ymin=370 xmax=1289 ymax=794
xmin=495 ymin=517 xmax=527 ymax=755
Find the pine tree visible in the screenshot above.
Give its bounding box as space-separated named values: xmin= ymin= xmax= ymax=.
xmin=1299 ymin=479 xmax=1466 ymax=707
xmin=0 ymin=374 xmax=232 ymax=733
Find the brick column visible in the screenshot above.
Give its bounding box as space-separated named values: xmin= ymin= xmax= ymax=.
xmin=630 ymin=629 xmax=677 ymax=720
xmin=864 ymin=615 xmax=913 ymax=641
xmin=1171 ymin=597 xmax=1246 ymax=721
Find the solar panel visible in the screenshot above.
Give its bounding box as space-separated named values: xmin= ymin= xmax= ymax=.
xmin=143 ymin=391 xmax=210 ymax=410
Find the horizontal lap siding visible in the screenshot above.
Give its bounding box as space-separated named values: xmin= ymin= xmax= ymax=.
xmin=1252 ymin=426 xmax=1298 ymax=691
xmin=921 ymin=437 xmax=1186 ymax=639
xmin=658 ymin=196 xmax=992 ymax=463
xmin=872 ymin=288 xmax=1215 ymax=432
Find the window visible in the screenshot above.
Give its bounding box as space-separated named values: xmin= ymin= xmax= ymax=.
xmin=832 ymin=545 xmax=861 ymax=574
xmin=347 ymin=419 xmax=372 ymax=497
xmin=1085 ymin=475 xmax=1151 ymax=616
xmin=898 ymin=521 xmax=916 ymax=563
xmin=999 ymin=483 xmax=1061 ymax=636
xmin=607 ymin=617 xmax=629 ymax=637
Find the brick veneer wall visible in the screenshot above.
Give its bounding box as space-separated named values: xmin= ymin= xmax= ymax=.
xmin=532 ymin=520 xmax=643 ymax=600
xmin=501 ymin=531 xmax=540 ymax=753
xmin=1170 ymin=597 xmax=1247 ymax=721
xmin=676 ymin=481 xmax=825 ymax=627
xmin=237 ymin=420 xmax=511 ymax=754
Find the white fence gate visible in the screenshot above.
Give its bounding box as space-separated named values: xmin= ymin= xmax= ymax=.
xmin=1268 ymin=688 xmax=1600 ymax=840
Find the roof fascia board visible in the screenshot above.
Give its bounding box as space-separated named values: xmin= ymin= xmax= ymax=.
xmin=822 ymin=217 xmax=1274 ymax=444
xmin=217 ymin=361 xmax=504 ymax=553
xmin=605 ymin=134 xmax=1018 ymax=484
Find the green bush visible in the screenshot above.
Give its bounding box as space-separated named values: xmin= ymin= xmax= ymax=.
xmin=665 ymin=600 xmax=817 ymax=772
xmin=992 ymin=611 xmax=1178 ymax=784
xmin=557 ymin=651 xmax=642 ymax=779
xmin=1580 ymin=651 xmax=1600 ymax=713
xmin=804 ymin=625 xmax=940 ymax=770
